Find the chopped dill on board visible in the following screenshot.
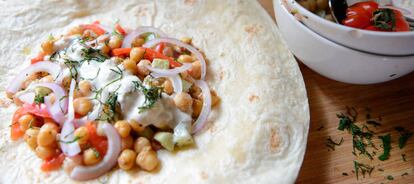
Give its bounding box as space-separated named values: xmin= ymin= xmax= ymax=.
xmin=378 ymin=134 xmax=391 ymax=161
xmin=325 ymin=137 xmax=344 ymax=151
xmin=354 ymin=161 xmax=374 ymax=180
xmin=395 ymin=127 xmax=413 ymax=149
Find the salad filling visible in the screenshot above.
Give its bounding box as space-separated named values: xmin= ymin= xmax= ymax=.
xmin=6 ymin=21 xmax=219 ymax=181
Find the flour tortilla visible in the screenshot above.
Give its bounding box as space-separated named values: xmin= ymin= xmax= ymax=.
xmin=0 ymin=0 xmax=309 ymax=183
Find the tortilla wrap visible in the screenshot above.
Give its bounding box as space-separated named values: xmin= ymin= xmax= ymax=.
xmin=0 ymin=0 xmax=309 ymax=183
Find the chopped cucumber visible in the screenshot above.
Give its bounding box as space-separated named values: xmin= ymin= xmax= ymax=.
xmin=154 ymin=132 xmax=174 ymax=151
xmin=151 ymin=59 xmax=169 ymax=69
xmin=173 ymin=122 xmax=194 ymax=147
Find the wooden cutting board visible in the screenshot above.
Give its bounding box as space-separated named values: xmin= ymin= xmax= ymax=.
xmin=258 ymin=0 xmax=414 ymax=183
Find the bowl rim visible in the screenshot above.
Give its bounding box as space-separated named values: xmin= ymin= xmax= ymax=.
xmin=277 ymin=0 xmax=414 ymax=58
xmin=286 ymin=0 xmax=414 ymax=37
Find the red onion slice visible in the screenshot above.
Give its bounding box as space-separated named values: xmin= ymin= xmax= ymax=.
xmin=6 ymin=62 xmax=61 ymax=94
xmin=191 ymin=80 xmax=211 ymax=134
xmin=15 ymin=92 xmax=35 ymax=104
xmin=32 ymin=82 xmax=68 ymax=125
xmin=143 ymin=38 xmax=207 ymax=80
xmin=146 ymin=63 xmax=192 ymax=76
xmin=152 ymin=73 xmax=183 ymax=94
xmin=60 ymin=79 xmax=80 ymax=156
xmin=70 ymin=122 xmax=121 ymax=181
xmin=121 ymin=26 xmax=167 ymax=48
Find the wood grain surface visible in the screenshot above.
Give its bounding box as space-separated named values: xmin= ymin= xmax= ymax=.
xmin=258 ymin=0 xmax=414 ymax=183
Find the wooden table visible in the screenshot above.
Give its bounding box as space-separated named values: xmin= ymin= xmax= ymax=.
xmin=258 ymin=0 xmax=414 ymax=183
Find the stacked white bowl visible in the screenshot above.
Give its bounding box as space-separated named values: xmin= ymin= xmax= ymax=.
xmin=273 ymin=0 xmax=414 ymax=84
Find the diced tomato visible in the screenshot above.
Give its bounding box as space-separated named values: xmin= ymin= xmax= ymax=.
xmin=141 ymin=47 xmax=182 ymax=68
xmin=10 ymin=107 xmax=27 ymax=140
xmin=81 ymin=24 xmax=106 ymax=36
xmin=115 ymin=23 xmax=126 ymax=36
xmin=92 ymin=20 xmax=101 ymax=24
xmin=155 ymin=43 xmax=165 ymax=54
xmin=111 ymin=48 xmax=131 ymax=57
xmin=30 ymin=53 xmax=45 ymax=64
xmin=41 ymin=153 xmax=65 ymax=172
xmin=23 ymin=103 xmax=51 ymax=119
xmin=86 ymin=122 xmax=108 ymax=155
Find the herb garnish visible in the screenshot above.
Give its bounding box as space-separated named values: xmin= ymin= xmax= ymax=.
xmin=98 ymin=91 xmax=119 ymax=122
xmin=326 ymin=137 xmax=343 ymax=151
xmin=401 ymin=172 xmax=409 ymax=177
xmin=59 ymin=136 xmax=81 ymax=144
xmin=342 ymin=172 xmax=348 ymax=176
xmin=133 ymin=81 xmax=163 ymax=112
xmin=354 ymin=161 xmax=374 ymax=180
xmin=92 ymin=148 xmax=100 ymax=158
xmin=386 ymin=175 xmax=394 ymax=180
xmin=378 ymin=134 xmax=391 ymax=161
xmin=395 ymin=127 xmax=413 ymax=149
xmin=34 ymin=94 xmax=44 ymax=105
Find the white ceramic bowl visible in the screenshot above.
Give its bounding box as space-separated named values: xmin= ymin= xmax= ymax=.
xmin=283 ymin=0 xmax=414 ymax=56
xmin=274 ymin=0 xmax=414 ymax=84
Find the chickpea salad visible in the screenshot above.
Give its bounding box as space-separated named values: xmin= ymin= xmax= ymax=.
xmin=6 ymin=21 xmax=219 ymax=181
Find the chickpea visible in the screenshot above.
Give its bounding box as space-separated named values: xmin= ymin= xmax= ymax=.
xmin=131 ymin=37 xmax=145 ymax=47
xmin=74 ymin=126 xmax=89 ymax=145
xmin=189 ymin=60 xmax=201 ymax=79
xmin=114 ymin=120 xmax=131 ymax=138
xmin=67 ymin=26 xmax=84 ymax=36
xmin=118 ymin=149 xmax=137 ymax=170
xmin=192 ymin=99 xmax=203 ymax=118
xmin=121 ymin=135 xmax=134 ymax=150
xmin=37 ymin=123 xmax=58 ymax=147
xmin=62 ymin=76 xmax=72 ymax=89
xmin=78 ymin=80 xmax=92 ymax=96
xmin=73 ymin=98 xmax=93 ymax=116
xmin=22 ymin=74 xmax=38 ymax=89
xmin=24 ymin=128 xmax=40 ymax=150
xmin=189 ymin=85 xmax=202 ymax=99
xmin=162 ymin=79 xmax=174 ymax=95
xmin=108 ymin=35 xmax=122 ymax=49
xmin=130 ymin=47 xmax=145 ymax=62
xmin=99 ymin=43 xmax=110 ymax=55
xmin=39 ymin=75 xmax=54 ymax=83
xmin=35 ymin=146 xmax=56 ymax=160
xmin=177 ymin=55 xmax=194 ymax=63
xmin=134 ymin=137 xmax=151 ymax=153
xmin=210 ymin=90 xmax=220 ymax=107
xmin=123 ymin=58 xmax=138 ymax=74
xmin=129 ymin=120 xmax=145 ymax=132
xmin=173 ymin=92 xmax=193 ymax=113
xmin=83 ymin=148 xmax=101 ymax=166
xmin=18 ymin=114 xmax=35 ymax=131
xmin=136 ymin=150 xmax=159 ymax=171
xmin=41 ymin=40 xmax=55 ymax=55
xmin=136 ymin=59 xmax=151 ymax=76
xmin=180 ymin=37 xmax=192 ymax=44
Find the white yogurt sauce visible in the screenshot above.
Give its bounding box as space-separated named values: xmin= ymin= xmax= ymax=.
xmin=52 ymin=37 xmax=192 ymax=129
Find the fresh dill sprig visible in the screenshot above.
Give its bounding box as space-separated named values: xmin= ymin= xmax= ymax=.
xmin=133 ymin=81 xmax=163 ymax=112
